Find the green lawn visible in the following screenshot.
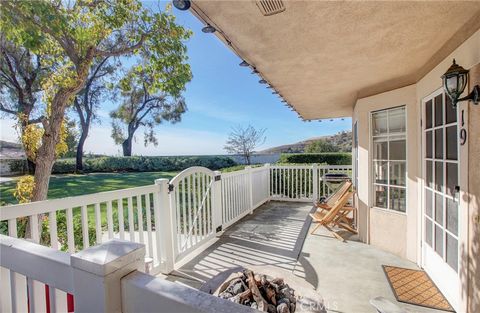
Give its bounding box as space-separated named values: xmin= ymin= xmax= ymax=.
xmin=0 ymin=171 xmax=178 ymax=206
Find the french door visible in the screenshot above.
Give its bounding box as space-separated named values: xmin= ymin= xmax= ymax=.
xmin=422 ymin=89 xmax=461 ymax=310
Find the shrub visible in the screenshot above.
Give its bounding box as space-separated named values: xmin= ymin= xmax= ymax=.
xmin=278 ymin=153 xmax=351 ymax=165
xmin=52 ymin=156 xmax=237 ymax=174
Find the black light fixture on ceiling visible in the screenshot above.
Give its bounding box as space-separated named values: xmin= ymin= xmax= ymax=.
xmin=239 ymin=60 xmax=249 ymax=67
xmin=259 ymin=79 xmax=267 ymax=84
xmin=172 ymin=0 xmax=191 ymax=10
xmin=202 ymin=24 xmax=216 ymax=33
xmin=442 ymin=59 xmax=480 ymax=107
xmin=251 ymin=68 xmax=259 ymax=74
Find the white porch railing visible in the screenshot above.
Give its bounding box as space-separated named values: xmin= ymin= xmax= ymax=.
xmin=0 ymin=235 xmax=255 ymax=313
xmin=0 ymin=164 xmax=351 ymax=273
xmin=0 ymin=163 xmax=350 ymax=312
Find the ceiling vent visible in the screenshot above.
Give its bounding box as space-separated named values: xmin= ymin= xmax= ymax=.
xmin=256 ymin=0 xmax=286 ymax=16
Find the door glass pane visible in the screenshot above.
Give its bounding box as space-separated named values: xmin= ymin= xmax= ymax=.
xmin=426 ymin=131 xmax=432 ymax=158
xmin=445 ymin=96 xmax=456 ymax=124
xmin=435 ymin=225 xmax=444 ymax=257
xmin=390 ymin=187 xmax=406 ymax=212
xmin=388 ymin=107 xmax=406 ymax=133
xmin=446 ymin=234 xmax=458 ymax=272
xmin=446 ymin=163 xmax=458 ymax=198
xmin=373 ymin=139 xmax=388 ymax=160
xmin=435 ymin=193 xmax=443 ymax=225
xmin=425 ymin=189 xmax=433 ymax=218
xmin=426 ymin=160 xmax=433 ymax=189
xmin=425 ymin=218 xmax=433 ymax=247
xmin=446 ymin=198 xmax=458 ymax=235
xmin=374 ymin=161 xmax=388 ymax=184
xmin=426 ymin=100 xmax=433 ymax=129
xmin=435 ymin=94 xmax=443 ymax=127
xmin=435 ymin=161 xmax=443 ymax=192
xmin=446 ymin=126 xmax=458 ymax=160
xmin=372 ymin=111 xmax=388 ymax=135
xmin=374 ymin=185 xmax=387 ymax=209
xmin=389 ymin=138 xmax=406 ymax=160
xmin=435 ymin=129 xmax=443 ymax=159
xmin=390 ymin=162 xmax=406 ymax=186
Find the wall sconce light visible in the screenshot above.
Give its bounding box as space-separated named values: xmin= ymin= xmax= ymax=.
xmin=172 ymin=0 xmax=191 ymax=10
xmin=202 ymin=25 xmax=216 ymax=33
xmin=442 ymin=59 xmax=480 ymax=107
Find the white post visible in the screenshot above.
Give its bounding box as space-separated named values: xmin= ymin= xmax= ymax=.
xmin=246 ymin=166 xmax=254 ymax=213
xmin=212 ymin=171 xmax=223 ymax=234
xmin=71 ymin=239 xmax=145 ymax=313
xmin=264 ymin=163 xmax=271 ymax=201
xmin=155 ymin=178 xmax=175 ymax=274
xmin=312 ymin=163 xmax=319 ymax=201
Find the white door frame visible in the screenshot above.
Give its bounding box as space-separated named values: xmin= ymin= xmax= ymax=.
xmin=419 ymin=87 xmax=469 ymax=312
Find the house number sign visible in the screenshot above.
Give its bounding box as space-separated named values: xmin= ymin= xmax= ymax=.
xmin=460 ymin=109 xmax=467 ymax=146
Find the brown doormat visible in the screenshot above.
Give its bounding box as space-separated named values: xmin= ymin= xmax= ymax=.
xmin=382 ymin=265 xmax=455 ymax=312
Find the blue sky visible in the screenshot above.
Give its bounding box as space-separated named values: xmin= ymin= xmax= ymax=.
xmin=0 ymin=2 xmax=351 ymax=156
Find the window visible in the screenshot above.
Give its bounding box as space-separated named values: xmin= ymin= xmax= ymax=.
xmin=371 ymin=106 xmax=407 ymax=212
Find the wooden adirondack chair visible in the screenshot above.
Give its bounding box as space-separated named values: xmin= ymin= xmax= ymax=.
xmin=315 ymin=180 xmax=352 ymax=211
xmin=309 ymin=191 xmax=357 ymax=241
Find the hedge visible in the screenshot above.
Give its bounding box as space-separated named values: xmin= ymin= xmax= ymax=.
xmin=278 ymin=153 xmax=351 ymax=165
xmin=49 ymin=156 xmax=237 ymax=174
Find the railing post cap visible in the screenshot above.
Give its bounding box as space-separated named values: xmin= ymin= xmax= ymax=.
xmin=155 ymin=178 xmax=169 ymax=185
xmin=71 ymin=239 xmax=145 ymax=276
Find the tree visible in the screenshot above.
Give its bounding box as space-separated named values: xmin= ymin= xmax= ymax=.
xmin=305 ymin=138 xmax=340 ymax=153
xmin=63 ymin=118 xmax=79 ymax=158
xmin=0 ymin=39 xmax=45 ymax=173
xmin=73 ymin=56 xmax=116 ymax=172
xmin=224 ymin=125 xmax=266 ymax=165
xmin=110 ymin=68 xmax=187 ymax=156
xmin=1 ymin=1 xmax=192 ymax=201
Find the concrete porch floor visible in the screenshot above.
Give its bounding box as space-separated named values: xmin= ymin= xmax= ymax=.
xmin=164 ymin=201 xmax=445 ymax=313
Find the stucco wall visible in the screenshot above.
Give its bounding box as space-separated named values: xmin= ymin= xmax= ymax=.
xmin=353 ymin=85 xmax=418 ymax=260
xmin=352 ymin=28 xmax=479 ymax=312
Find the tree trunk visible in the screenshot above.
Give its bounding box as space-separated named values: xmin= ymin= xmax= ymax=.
xmin=122 ymin=137 xmax=133 ymax=156
xmin=32 ymin=93 xmax=71 ymax=202
xmin=75 ymin=126 xmax=89 ymax=172
xmin=26 ymin=158 xmax=36 ymax=175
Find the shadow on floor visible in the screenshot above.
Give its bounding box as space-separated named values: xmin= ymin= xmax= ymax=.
xmin=167 ymin=201 xmax=316 ymax=289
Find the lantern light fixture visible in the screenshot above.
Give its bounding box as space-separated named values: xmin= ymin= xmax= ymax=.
xmin=202 ymin=24 xmax=216 ymax=33
xmin=259 ymin=79 xmax=267 ymax=84
xmin=442 ymin=59 xmax=479 ymax=107
xmin=239 ymin=60 xmax=249 ymax=67
xmin=251 ymin=69 xmax=259 ymax=74
xmin=172 ymin=0 xmax=191 ymax=10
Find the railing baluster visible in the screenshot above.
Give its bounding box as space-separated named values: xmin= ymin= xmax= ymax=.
xmin=27 ymin=278 xmax=46 ymax=313
xmin=181 ymin=178 xmax=187 ymax=252
xmin=187 ymin=175 xmax=192 ymax=250
xmin=107 ymin=200 xmax=114 ymax=239
xmin=8 ymin=219 xmax=17 ymax=238
xmin=128 ymin=197 xmax=134 ymax=242
xmin=10 ymin=270 xmax=28 ymax=313
xmin=52 ymin=288 xmax=68 ymax=313
xmin=95 ymin=203 xmax=102 ymax=244
xmin=66 ymin=208 xmax=74 ymax=253
xmin=49 ymin=211 xmax=58 ymax=250
xmin=145 ymin=193 xmax=153 ymax=258
xmin=30 ymin=214 xmax=39 ymax=243
xmin=202 ymin=173 xmax=207 ymax=239
xmin=137 ymin=195 xmax=144 ymax=244
xmin=118 ymin=198 xmax=125 ymax=240
xmin=80 ymin=205 xmax=89 ymax=248
xmin=0 ymin=266 xmax=12 ymax=312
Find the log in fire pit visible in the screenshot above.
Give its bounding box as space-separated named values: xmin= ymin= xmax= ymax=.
xmin=201 ymin=266 xmax=325 ymax=313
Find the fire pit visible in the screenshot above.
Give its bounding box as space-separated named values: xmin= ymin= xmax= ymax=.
xmin=201 ymin=266 xmax=325 ymax=313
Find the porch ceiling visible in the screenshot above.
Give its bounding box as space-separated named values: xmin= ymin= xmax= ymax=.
xmin=190 ymin=1 xmax=480 ymax=119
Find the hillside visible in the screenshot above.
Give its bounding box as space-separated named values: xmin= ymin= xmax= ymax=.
xmin=260 ymin=131 xmax=352 ymax=154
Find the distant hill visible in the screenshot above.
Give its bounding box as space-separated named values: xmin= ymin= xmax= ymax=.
xmin=259 ymin=131 xmax=352 ymax=154
xmin=0 ymin=140 xmax=25 ymax=159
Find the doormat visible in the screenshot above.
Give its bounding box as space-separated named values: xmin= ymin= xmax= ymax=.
xmin=382 ymin=265 xmax=455 ymax=312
